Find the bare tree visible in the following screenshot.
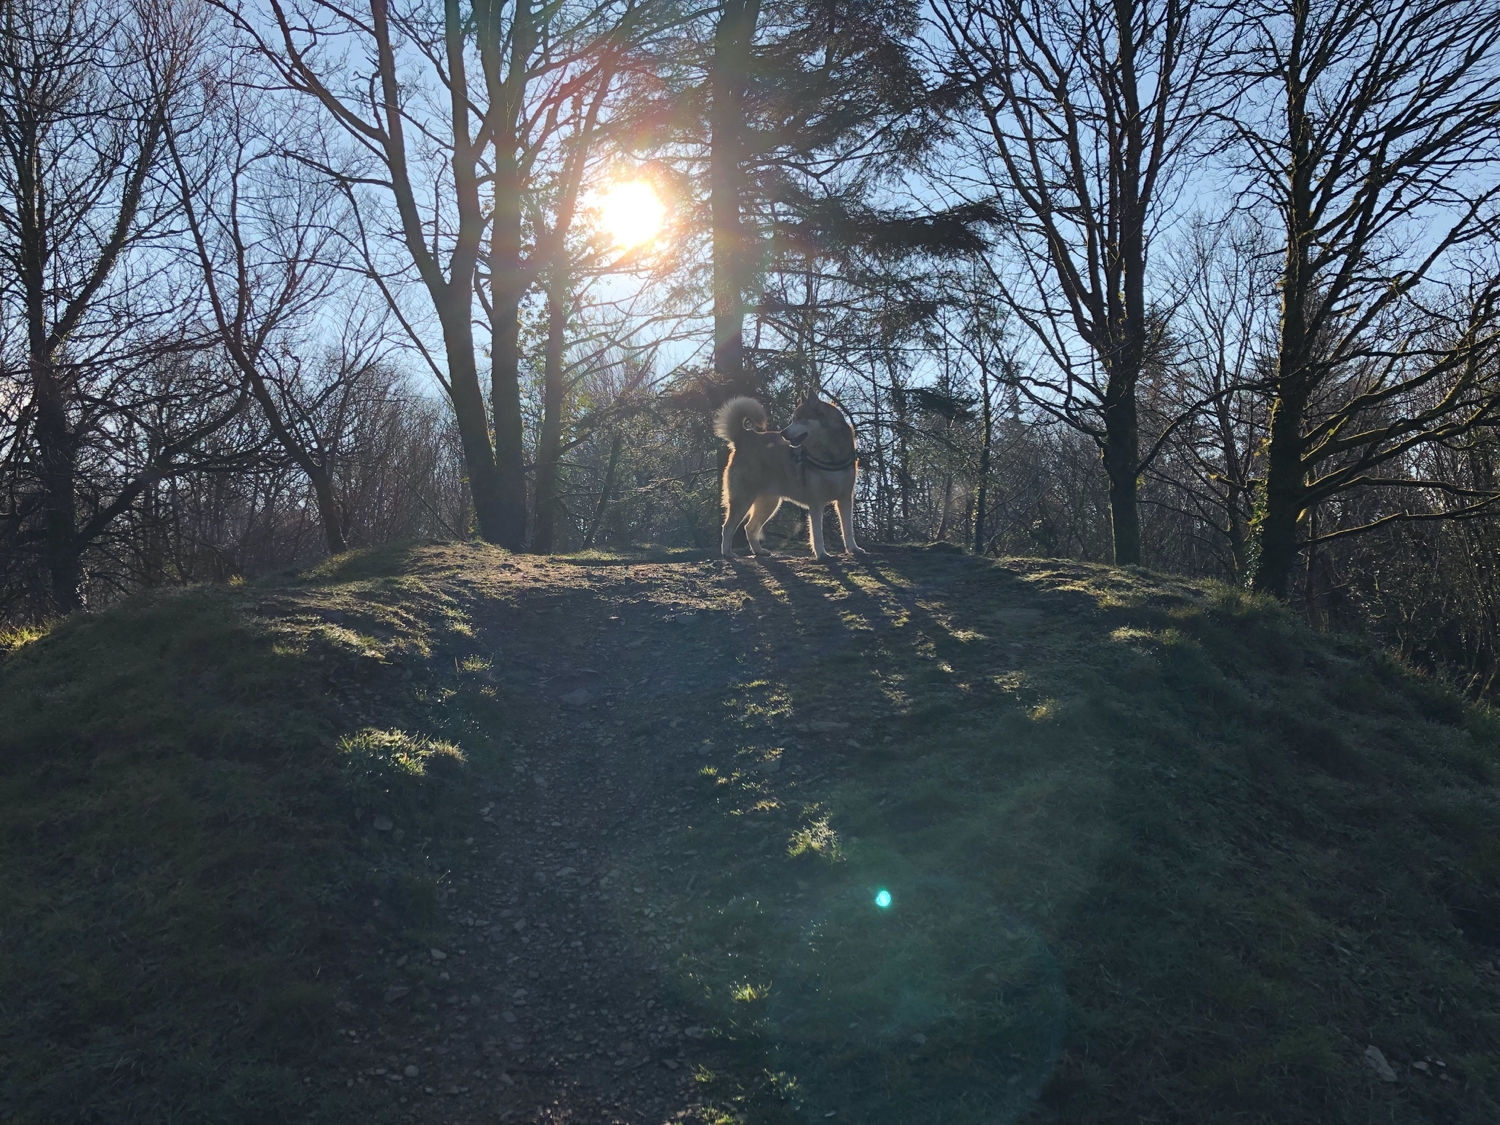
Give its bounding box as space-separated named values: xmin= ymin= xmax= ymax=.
xmin=0 ymin=0 xmax=243 ymax=611
xmin=218 ymin=0 xmax=517 ymax=547
xmin=932 ymin=0 xmax=1220 ymax=564
xmin=170 ymin=74 xmax=385 ymax=555
xmin=1225 ymin=0 xmax=1500 ymax=597
xmin=1151 ymin=217 xmax=1274 ymax=579
xmin=524 ymin=38 xmax=622 ymax=553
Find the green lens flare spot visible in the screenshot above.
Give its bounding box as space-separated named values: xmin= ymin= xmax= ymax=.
xmin=874 ymin=888 xmax=892 ymax=909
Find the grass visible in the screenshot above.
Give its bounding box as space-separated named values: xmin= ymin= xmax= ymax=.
xmin=616 ymin=553 xmax=1500 ymax=1124
xmin=0 ymin=543 xmax=499 ymax=1123
xmin=1 ymin=541 xmax=1497 ymax=1123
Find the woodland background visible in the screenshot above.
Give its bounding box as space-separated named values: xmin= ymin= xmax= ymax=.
xmin=3 ymin=0 xmax=1500 ymax=693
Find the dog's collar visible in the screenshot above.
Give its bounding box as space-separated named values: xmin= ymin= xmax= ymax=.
xmin=791 ymin=445 xmax=857 ymax=472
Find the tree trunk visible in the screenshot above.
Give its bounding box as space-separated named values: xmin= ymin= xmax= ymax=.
xmin=487 ymin=152 xmax=530 ymax=549
xmin=32 ymin=361 xmax=82 ymax=611
xmin=532 ymin=279 xmax=569 ymax=553
xmin=1252 ymin=29 xmax=1316 ymax=599
xmin=24 ymin=142 xmax=81 ymax=609
xmin=710 ymin=0 xmax=760 ymax=395
xmin=974 ymin=356 xmax=993 ymax=554
xmin=1102 ymin=387 xmax=1142 ymax=565
xmin=309 ymin=465 xmax=348 ymax=555
xmin=1252 ymin=388 xmax=1308 ymax=598
xmin=442 ymin=310 xmax=509 ymax=545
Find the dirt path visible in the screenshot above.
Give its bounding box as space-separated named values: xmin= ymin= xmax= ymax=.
xmin=329 ymin=549 xmax=958 ymax=1124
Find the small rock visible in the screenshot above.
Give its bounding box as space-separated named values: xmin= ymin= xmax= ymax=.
xmin=1413 ymin=1060 xmax=1430 ymax=1073
xmin=556 ymin=867 xmax=577 ymax=877
xmin=503 ymin=1011 xmax=517 ymax=1023
xmin=684 ymin=1026 xmax=707 ymax=1040
xmin=1364 ymin=1045 xmax=1397 ymax=1082
xmin=430 ymin=948 xmax=448 ymax=962
xmin=404 ymin=1064 xmax=419 ymax=1078
xmin=758 ymin=757 xmax=781 ymax=773
xmin=807 ymin=720 xmax=850 ymax=733
xmin=561 ymin=688 xmax=593 ymax=708
xmin=383 ymin=985 xmax=411 ymax=1003
xmin=372 ymin=816 xmax=394 ymax=832
xmin=912 ymin=1033 xmax=927 ymax=1046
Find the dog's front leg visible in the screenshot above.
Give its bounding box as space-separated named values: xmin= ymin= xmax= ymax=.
xmin=808 ymin=504 xmax=830 ymax=559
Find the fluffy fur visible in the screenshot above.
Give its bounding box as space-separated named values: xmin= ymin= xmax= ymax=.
xmin=715 ymin=395 xmax=863 ymax=560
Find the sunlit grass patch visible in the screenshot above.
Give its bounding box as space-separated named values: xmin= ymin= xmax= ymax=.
xmin=0 ymin=621 xmax=52 ymax=652
xmin=786 ymin=816 xmax=841 ymax=859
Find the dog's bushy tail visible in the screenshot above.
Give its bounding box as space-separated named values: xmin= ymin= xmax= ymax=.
xmin=713 ymin=396 xmax=767 ymax=446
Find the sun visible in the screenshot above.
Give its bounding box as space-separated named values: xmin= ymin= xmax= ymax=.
xmin=597 ymin=180 xmax=666 ymax=249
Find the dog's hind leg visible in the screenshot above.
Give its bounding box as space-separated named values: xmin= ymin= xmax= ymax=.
xmin=745 ymin=496 xmax=782 ymax=555
xmin=808 ymin=504 xmax=830 ymax=559
xmin=836 ymin=491 xmax=865 ymax=554
xmin=721 ymin=493 xmax=754 ymax=558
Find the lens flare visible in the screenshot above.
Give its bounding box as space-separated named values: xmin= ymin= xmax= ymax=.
xmin=875 ymin=888 xmax=892 ymax=909
xmin=597 ymin=180 xmax=665 ymax=248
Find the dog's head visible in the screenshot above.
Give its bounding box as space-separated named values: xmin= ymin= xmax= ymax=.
xmin=781 ymin=397 xmax=853 ymax=451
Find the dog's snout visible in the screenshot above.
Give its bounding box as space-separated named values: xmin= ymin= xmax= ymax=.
xmin=781 ymin=422 xmax=810 ymax=444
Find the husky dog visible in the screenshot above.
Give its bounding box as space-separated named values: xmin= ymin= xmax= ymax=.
xmin=714 ymin=395 xmax=864 ymax=559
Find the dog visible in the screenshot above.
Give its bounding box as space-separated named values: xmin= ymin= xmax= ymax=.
xmin=713 ymin=395 xmax=864 ymax=559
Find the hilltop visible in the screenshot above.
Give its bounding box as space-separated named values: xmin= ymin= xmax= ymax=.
xmin=1 ymin=543 xmax=1497 ymax=1124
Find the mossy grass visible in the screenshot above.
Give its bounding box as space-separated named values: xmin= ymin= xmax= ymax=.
xmin=0 ymin=549 xmax=493 ymax=1123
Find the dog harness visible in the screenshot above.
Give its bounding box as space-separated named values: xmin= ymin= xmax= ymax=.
xmin=800 ymin=450 xmax=857 ymax=472
xmin=785 ymin=440 xmax=857 ymax=473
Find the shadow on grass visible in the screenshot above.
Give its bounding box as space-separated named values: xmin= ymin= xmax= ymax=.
xmin=0 ymin=577 xmax=471 ymax=1124
xmin=593 ymin=547 xmax=1500 ymax=1125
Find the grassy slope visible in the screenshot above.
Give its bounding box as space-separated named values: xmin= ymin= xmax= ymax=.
xmin=0 ymin=545 xmax=494 ymax=1123
xmin=652 ymin=550 xmax=1500 ymax=1124
xmin=1 ymin=542 xmax=1497 ymax=1123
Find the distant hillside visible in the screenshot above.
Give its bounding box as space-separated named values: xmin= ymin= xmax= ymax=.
xmin=1 ymin=543 xmax=1496 ymax=1123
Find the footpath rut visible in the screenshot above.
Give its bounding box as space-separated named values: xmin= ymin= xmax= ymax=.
xmin=328 ymin=550 xmax=958 ymax=1124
